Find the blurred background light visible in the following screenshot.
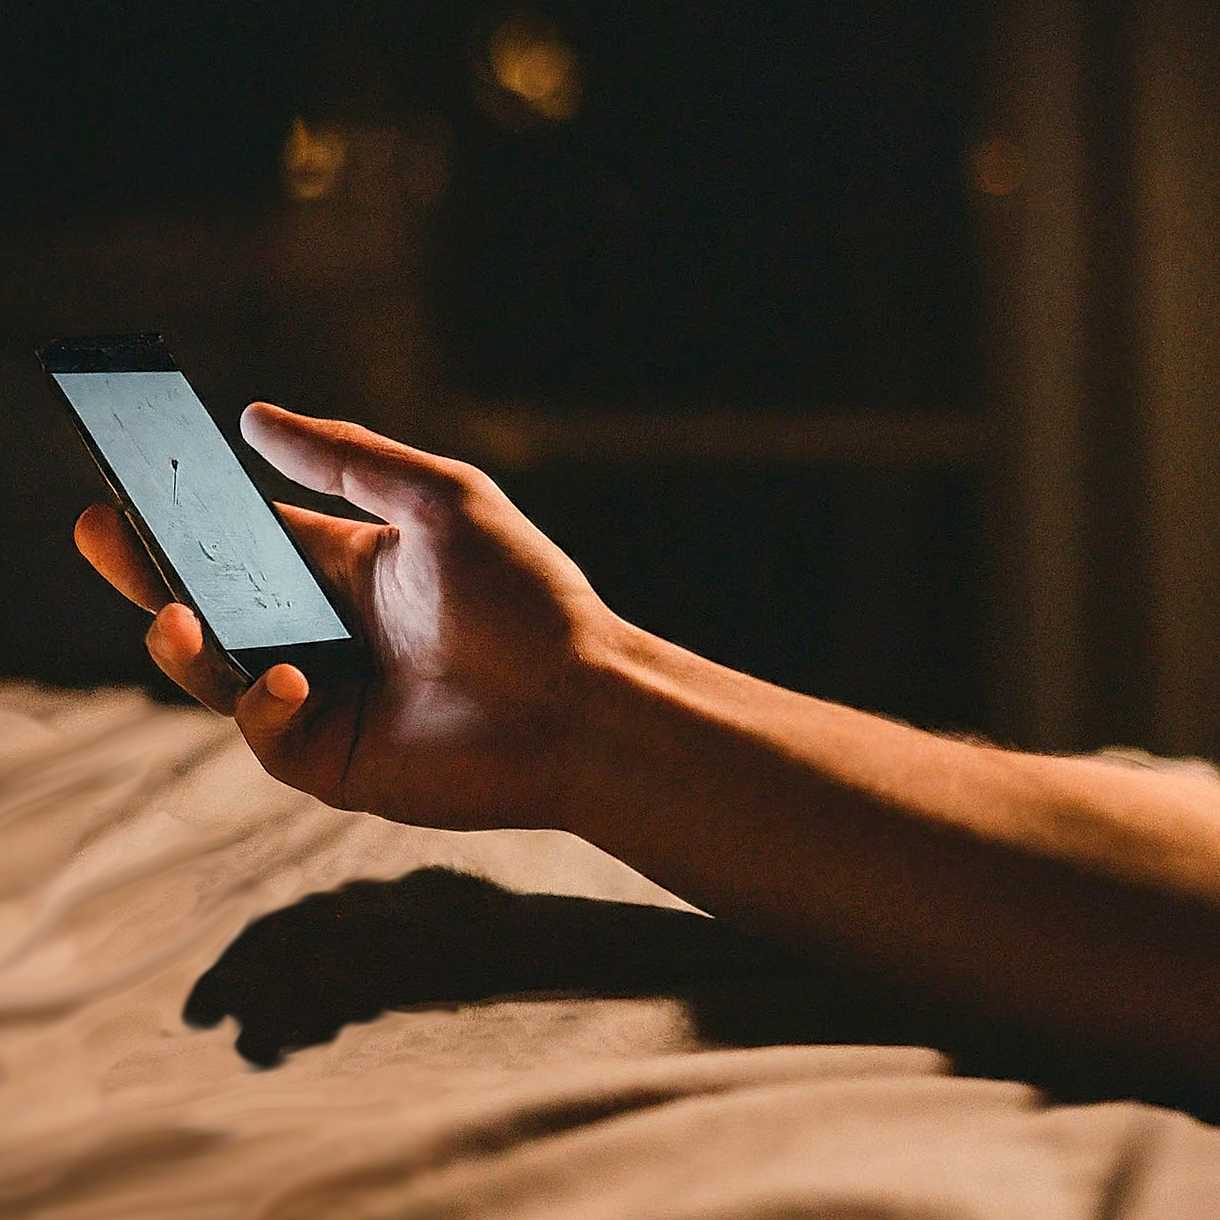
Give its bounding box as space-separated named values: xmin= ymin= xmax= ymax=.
xmin=282 ymin=117 xmax=349 ymax=201
xmin=486 ymin=15 xmax=581 ymax=121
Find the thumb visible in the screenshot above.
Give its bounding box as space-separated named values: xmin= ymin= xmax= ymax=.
xmin=272 ymin=501 xmax=382 ymax=615
xmin=241 ymin=402 xmax=458 ymax=526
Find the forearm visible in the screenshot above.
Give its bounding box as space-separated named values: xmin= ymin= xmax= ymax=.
xmin=563 ymin=620 xmax=1220 ymax=1080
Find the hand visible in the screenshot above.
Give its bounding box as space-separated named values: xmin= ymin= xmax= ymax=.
xmin=74 ymin=403 xmax=615 ymax=829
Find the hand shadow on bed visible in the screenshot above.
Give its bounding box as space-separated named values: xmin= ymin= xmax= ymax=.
xmin=184 ymin=866 xmax=1218 ymax=1122
xmin=184 ymin=866 xmax=902 ymax=1067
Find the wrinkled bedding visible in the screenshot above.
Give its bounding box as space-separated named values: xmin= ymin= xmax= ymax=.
xmin=2 ymin=682 xmax=1219 ymax=1219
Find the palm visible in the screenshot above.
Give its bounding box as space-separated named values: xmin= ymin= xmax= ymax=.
xmin=264 ymin=483 xmax=592 ymax=829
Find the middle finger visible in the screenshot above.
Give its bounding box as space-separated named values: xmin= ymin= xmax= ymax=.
xmin=146 ymin=604 xmax=246 ymax=715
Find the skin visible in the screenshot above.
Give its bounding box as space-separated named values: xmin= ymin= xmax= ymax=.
xmin=76 ymin=401 xmax=1220 ymax=1095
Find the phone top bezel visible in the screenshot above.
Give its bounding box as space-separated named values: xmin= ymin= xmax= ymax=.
xmin=39 ymin=333 xmax=178 ymax=374
xmin=37 ymin=333 xmax=367 ymax=687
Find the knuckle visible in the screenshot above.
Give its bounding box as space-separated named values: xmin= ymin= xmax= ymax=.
xmin=330 ymin=419 xmax=418 ymax=472
xmin=326 ymin=420 xmax=374 ymax=464
xmin=409 ymin=459 xmax=488 ymax=520
xmin=318 ymin=416 xmax=360 ymax=441
xmin=449 ymin=461 xmax=498 ymax=504
xmin=319 ymin=419 xmax=387 ymax=467
xmin=330 ymin=419 xmax=370 ymax=447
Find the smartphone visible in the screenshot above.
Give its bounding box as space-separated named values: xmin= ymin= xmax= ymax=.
xmin=38 ymin=333 xmax=365 ymax=686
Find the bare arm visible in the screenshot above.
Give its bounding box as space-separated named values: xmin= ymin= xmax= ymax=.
xmin=557 ymin=622 xmax=1220 ymax=1089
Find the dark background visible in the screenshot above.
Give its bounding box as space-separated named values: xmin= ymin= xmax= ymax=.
xmin=2 ymin=1 xmax=1215 ymax=755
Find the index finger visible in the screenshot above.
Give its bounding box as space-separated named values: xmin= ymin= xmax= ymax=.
xmin=74 ymin=502 xmax=170 ymax=614
xmin=240 ymin=402 xmax=461 ymax=527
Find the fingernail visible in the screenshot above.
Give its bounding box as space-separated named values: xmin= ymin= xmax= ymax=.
xmin=264 ymin=666 xmax=304 ymax=703
xmin=265 ymin=674 xmax=291 ymax=702
xmin=146 ymin=623 xmax=167 ymax=660
xmin=240 ymin=403 xmax=274 ymax=445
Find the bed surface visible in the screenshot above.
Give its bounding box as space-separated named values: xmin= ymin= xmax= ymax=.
xmin=2 ymin=683 xmax=1218 ymax=1218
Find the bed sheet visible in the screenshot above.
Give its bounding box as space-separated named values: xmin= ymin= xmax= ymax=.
xmin=1 ymin=683 xmax=1218 ymax=1219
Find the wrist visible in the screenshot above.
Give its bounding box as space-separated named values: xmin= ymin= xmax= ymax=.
xmin=550 ymin=613 xmax=670 ymax=838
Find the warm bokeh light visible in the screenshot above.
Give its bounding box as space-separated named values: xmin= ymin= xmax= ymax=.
xmin=488 ymin=18 xmax=581 ymax=121
xmin=968 ymin=135 xmax=1026 ymax=197
xmin=281 ymin=117 xmax=348 ymax=201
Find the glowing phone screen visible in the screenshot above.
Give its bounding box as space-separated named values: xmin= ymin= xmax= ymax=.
xmin=55 ymin=370 xmax=350 ymax=651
